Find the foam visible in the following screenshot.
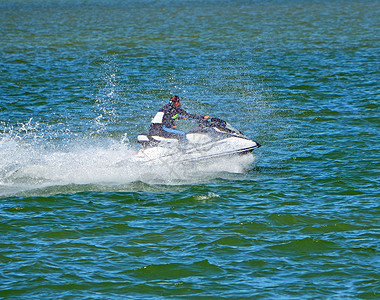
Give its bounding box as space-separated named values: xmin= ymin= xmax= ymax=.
xmin=0 ymin=123 xmax=256 ymax=197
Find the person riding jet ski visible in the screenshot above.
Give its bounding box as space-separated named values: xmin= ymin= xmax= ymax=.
xmin=149 ymin=95 xmax=210 ymax=143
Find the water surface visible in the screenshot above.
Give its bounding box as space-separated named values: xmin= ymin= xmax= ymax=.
xmin=1 ymin=0 xmax=379 ymax=298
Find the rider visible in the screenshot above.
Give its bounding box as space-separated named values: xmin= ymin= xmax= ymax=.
xmin=149 ymin=95 xmax=210 ymax=143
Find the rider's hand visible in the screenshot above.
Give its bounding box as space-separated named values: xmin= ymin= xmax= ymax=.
xmin=203 ymin=115 xmax=210 ymax=120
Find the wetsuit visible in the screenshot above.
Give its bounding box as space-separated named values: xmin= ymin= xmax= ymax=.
xmin=149 ymin=102 xmax=204 ymax=142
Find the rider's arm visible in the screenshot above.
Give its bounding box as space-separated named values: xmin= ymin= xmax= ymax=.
xmin=178 ymin=108 xmax=209 ymax=120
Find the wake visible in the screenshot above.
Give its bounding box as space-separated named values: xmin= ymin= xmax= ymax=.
xmin=0 ymin=124 xmax=256 ymax=197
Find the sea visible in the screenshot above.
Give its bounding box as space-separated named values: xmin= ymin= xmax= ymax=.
xmin=0 ymin=0 xmax=379 ymax=298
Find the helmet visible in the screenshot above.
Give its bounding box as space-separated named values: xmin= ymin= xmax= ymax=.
xmin=170 ymin=95 xmax=180 ymax=103
xmin=170 ymin=95 xmax=181 ymax=107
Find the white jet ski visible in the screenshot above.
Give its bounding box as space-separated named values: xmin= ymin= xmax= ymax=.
xmin=134 ymin=118 xmax=261 ymax=164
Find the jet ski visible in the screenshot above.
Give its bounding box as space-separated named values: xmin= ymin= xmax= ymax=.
xmin=134 ymin=117 xmax=261 ymax=164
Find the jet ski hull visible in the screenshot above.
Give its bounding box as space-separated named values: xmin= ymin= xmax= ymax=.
xmin=135 ymin=118 xmax=261 ymax=166
xmin=180 ymin=136 xmax=260 ymax=162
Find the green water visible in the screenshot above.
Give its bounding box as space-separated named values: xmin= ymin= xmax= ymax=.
xmin=0 ymin=0 xmax=379 ymax=298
